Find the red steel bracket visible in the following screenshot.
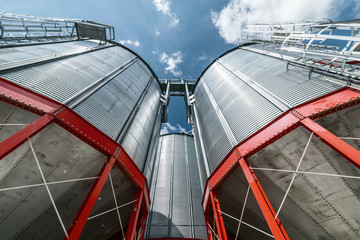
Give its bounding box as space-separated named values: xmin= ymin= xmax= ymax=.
xmin=301 ymin=117 xmax=360 ymax=169
xmin=295 ymin=87 xmax=360 ymax=118
xmin=202 ymin=182 xmax=211 ymax=213
xmin=0 ymin=77 xmax=60 ymax=113
xmin=204 ymin=213 xmax=214 ymax=240
xmin=65 ymin=156 xmax=117 ymax=240
xmin=238 ymin=156 xmax=289 ymax=240
xmin=0 ymin=114 xmax=55 ymax=160
xmin=210 ymin=191 xmax=228 ymax=240
xmin=126 ymin=189 xmax=144 ymax=240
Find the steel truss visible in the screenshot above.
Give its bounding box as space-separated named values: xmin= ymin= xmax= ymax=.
xmin=202 ymin=86 xmax=360 ymax=240
xmin=0 ymin=77 xmax=150 ymax=240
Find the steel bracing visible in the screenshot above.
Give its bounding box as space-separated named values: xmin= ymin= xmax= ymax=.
xmin=0 ymin=77 xmax=150 ymax=240
xmin=202 ymin=86 xmax=360 ymax=240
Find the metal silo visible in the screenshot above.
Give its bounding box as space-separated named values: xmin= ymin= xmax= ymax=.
xmin=195 ymin=20 xmax=360 ymax=239
xmin=0 ymin=13 xmax=161 ymax=240
xmin=145 ymin=133 xmax=207 ymax=239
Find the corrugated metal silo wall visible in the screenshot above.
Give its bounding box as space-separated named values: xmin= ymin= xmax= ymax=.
xmin=0 ymin=40 xmax=162 ymax=170
xmin=193 ymin=47 xmax=345 ymax=173
xmin=146 ymin=134 xmax=207 ymax=239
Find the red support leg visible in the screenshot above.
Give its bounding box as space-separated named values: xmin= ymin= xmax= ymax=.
xmin=126 ymin=189 xmax=144 ymax=240
xmin=65 ymin=156 xmax=117 ymax=240
xmin=0 ymin=114 xmax=54 ymax=160
xmin=210 ymin=191 xmax=228 ymax=240
xmin=301 ymin=118 xmax=360 ymax=169
xmin=204 ymin=213 xmax=214 ymax=240
xmin=238 ymin=156 xmax=289 ymax=240
xmin=137 ymin=209 xmax=148 ymax=240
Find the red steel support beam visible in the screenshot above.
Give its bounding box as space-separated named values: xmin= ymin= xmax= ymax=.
xmin=0 ymin=77 xmax=60 ymax=113
xmin=238 ymin=156 xmax=289 ymax=240
xmin=301 ymin=117 xmax=360 ymax=169
xmin=126 ymin=189 xmax=144 ymax=240
xmin=0 ymin=114 xmax=54 ymax=160
xmin=137 ymin=208 xmax=148 ymax=240
xmin=65 ymin=156 xmax=117 ymax=240
xmin=204 ymin=213 xmax=214 ymax=240
xmin=210 ymin=191 xmax=228 ymax=240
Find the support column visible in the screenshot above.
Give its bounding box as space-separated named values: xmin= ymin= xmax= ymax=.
xmin=301 ymin=117 xmax=360 ymax=169
xmin=137 ymin=209 xmax=148 ymax=240
xmin=126 ymin=189 xmax=144 ymax=240
xmin=0 ymin=114 xmax=54 ymax=160
xmin=65 ymin=156 xmax=117 ymax=240
xmin=238 ymin=156 xmax=289 ymax=240
xmin=210 ymin=191 xmax=228 ymax=240
xmin=204 ymin=213 xmax=214 ymax=240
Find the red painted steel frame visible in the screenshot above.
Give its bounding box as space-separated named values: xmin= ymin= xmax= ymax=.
xmin=210 ymin=191 xmax=228 ymax=240
xmin=138 ymin=210 xmax=149 ymax=240
xmin=126 ymin=189 xmax=144 ymax=240
xmin=238 ymin=156 xmax=289 ymax=240
xmin=301 ymin=118 xmax=360 ymax=168
xmin=66 ymin=156 xmax=117 ymax=240
xmin=0 ymin=114 xmax=54 ymax=159
xmin=202 ymin=86 xmax=360 ymax=240
xmin=0 ymin=77 xmax=151 ymax=240
xmin=204 ymin=213 xmax=214 ymax=240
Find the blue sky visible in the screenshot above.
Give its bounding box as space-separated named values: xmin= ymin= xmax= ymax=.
xmin=2 ymin=0 xmax=360 ymax=134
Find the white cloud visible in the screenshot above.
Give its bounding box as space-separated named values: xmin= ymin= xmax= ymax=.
xmin=160 ymin=122 xmax=186 ymax=134
xmin=211 ymin=0 xmax=348 ymax=45
xmin=196 ymin=53 xmax=210 ymax=61
xmin=153 ymin=0 xmax=179 ymax=27
xmin=159 ymin=51 xmax=183 ymax=77
xmin=119 ymin=39 xmax=141 ymax=47
xmin=155 ymin=29 xmax=161 ymax=36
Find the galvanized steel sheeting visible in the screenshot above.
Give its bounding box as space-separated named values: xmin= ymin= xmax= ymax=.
xmin=146 ymin=134 xmax=207 ymax=239
xmin=194 ymin=47 xmax=344 ymax=173
xmin=0 ymin=40 xmax=161 ymax=169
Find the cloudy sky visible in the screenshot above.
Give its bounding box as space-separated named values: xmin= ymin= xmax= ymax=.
xmin=3 ymin=0 xmax=360 ymax=134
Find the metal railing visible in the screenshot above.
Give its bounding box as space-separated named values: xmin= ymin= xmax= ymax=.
xmin=242 ymin=19 xmax=360 ymax=81
xmin=0 ymin=12 xmax=78 ymax=44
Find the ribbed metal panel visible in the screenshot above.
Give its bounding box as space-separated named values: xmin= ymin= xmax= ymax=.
xmin=0 ymin=43 xmax=135 ymax=103
xmin=72 ymin=61 xmax=153 ymax=140
xmin=146 ymin=134 xmax=207 ymax=239
xmin=121 ymin=80 xmax=161 ymax=169
xmin=222 ymin=49 xmax=344 ymax=107
xmin=0 ymin=40 xmax=162 ymax=171
xmin=193 ymin=80 xmax=232 ymax=172
xmin=192 ymin=116 xmax=209 ymax=191
xmin=194 ymin=47 xmax=345 ymax=173
xmin=0 ymin=41 xmax=102 ymax=64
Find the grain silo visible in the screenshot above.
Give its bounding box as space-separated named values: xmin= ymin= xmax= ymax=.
xmin=145 ymin=133 xmax=206 ymax=239
xmin=195 ymin=20 xmax=360 ymax=239
xmin=0 ymin=12 xmax=161 ymax=240
xmin=1 ymin=11 xmax=360 ymax=240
